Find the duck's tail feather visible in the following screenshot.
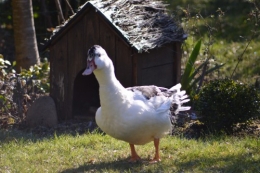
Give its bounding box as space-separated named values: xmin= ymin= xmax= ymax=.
xmin=169 ymin=83 xmax=181 ymax=92
xmin=156 ymin=99 xmax=173 ymax=113
xmin=156 ymin=84 xmax=191 ymax=114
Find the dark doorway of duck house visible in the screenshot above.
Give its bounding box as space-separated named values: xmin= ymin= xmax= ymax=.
xmin=72 ymin=69 xmax=100 ymax=120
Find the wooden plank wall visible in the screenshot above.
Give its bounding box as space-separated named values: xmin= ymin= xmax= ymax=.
xmin=50 ymin=35 xmax=68 ymax=120
xmin=115 ymin=37 xmax=132 ymax=87
xmin=132 ymin=50 xmax=140 ymax=86
xmin=68 ymin=9 xmax=100 ymax=118
xmin=98 ymin=14 xmax=133 ymax=87
xmin=50 ymin=8 xmax=101 ymax=119
xmin=173 ymin=43 xmax=182 ymax=84
xmin=67 ymin=14 xmax=85 ymax=119
xmin=99 ymin=17 xmax=116 ymax=63
xmin=138 ymin=43 xmax=175 ymax=87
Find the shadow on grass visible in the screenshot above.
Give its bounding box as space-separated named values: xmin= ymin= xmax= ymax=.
xmin=174 ymin=152 xmax=260 ymax=173
xmin=0 ymin=129 xmax=38 ymax=143
xmin=0 ymin=121 xmax=101 ymax=144
xmin=60 ymin=159 xmax=167 ymax=173
xmin=59 ymin=152 xmax=260 ymax=173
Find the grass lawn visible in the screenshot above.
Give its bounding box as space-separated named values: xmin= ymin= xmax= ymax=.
xmin=0 ymin=129 xmax=260 ymax=173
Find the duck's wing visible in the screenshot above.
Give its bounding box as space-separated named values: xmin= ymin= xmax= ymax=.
xmin=126 ymin=85 xmax=190 ymax=123
xmin=126 ymin=85 xmax=183 ymax=111
xmin=126 ymin=85 xmax=181 ymax=100
xmin=127 ymin=85 xmax=162 ymax=100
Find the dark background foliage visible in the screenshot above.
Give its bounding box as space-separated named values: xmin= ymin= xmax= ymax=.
xmin=0 ymin=0 xmax=258 ymax=62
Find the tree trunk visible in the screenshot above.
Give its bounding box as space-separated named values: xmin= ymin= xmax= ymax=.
xmin=12 ymin=0 xmax=40 ymax=72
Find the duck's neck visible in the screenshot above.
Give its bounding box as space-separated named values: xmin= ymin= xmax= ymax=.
xmin=93 ymin=65 xmax=126 ymax=106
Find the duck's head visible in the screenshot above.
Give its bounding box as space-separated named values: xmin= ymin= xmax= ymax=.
xmin=82 ymin=45 xmax=109 ymax=75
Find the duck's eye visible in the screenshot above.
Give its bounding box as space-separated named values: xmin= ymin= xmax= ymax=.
xmin=87 ymin=56 xmax=93 ymax=61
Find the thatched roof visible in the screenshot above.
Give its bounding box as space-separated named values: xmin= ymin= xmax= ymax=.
xmin=49 ymin=0 xmax=186 ymax=52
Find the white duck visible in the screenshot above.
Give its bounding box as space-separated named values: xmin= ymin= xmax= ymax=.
xmin=82 ymin=45 xmax=190 ymax=163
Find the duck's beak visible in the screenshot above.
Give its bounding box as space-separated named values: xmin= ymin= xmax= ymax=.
xmin=82 ymin=59 xmax=96 ymax=75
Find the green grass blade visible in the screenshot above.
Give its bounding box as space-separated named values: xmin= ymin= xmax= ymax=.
xmin=181 ymin=39 xmax=202 ymax=90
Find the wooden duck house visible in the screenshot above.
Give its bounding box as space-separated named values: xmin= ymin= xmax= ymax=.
xmin=44 ymin=0 xmax=187 ymax=120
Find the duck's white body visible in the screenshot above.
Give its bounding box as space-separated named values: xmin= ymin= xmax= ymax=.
xmin=96 ymin=81 xmax=172 ymax=145
xmin=83 ymin=45 xmax=190 ymax=162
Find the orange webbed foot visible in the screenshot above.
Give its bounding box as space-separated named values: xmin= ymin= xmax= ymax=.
xmin=128 ymin=155 xmax=142 ymax=163
xmin=129 ymin=143 xmax=141 ymax=163
xmin=148 ymin=138 xmax=161 ymax=164
xmin=149 ymin=157 xmax=161 ymax=164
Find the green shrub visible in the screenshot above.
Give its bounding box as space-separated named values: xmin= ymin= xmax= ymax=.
xmin=0 ymin=55 xmax=50 ymax=127
xmin=19 ymin=58 xmax=50 ymax=93
xmin=194 ymin=79 xmax=260 ymax=132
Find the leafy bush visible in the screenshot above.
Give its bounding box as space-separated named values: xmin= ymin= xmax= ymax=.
xmin=194 ymin=79 xmax=260 ymax=132
xmin=19 ymin=58 xmax=50 ymax=93
xmin=0 ymin=55 xmax=50 ymax=127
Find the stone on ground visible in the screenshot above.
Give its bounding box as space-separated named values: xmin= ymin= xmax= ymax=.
xmin=26 ymin=96 xmax=58 ymax=128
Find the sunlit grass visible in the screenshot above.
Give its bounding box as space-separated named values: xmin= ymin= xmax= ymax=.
xmin=170 ymin=0 xmax=260 ymax=85
xmin=182 ymin=36 xmax=260 ymax=84
xmin=0 ymin=129 xmax=260 ymax=173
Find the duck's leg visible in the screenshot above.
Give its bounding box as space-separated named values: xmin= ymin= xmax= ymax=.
xmin=150 ymin=138 xmax=161 ymax=163
xmin=129 ymin=143 xmax=141 ymax=162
